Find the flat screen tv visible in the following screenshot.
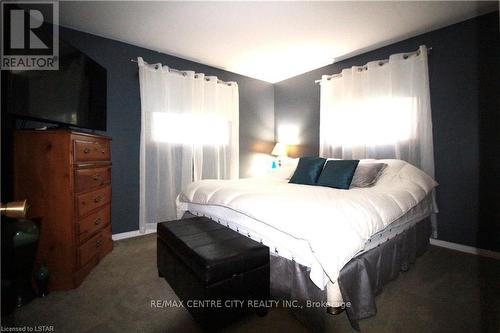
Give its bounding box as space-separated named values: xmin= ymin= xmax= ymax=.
xmin=3 ymin=40 xmax=107 ymax=131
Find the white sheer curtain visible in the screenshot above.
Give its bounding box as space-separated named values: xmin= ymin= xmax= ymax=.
xmin=319 ymin=45 xmax=438 ymax=235
xmin=138 ymin=57 xmax=239 ymax=232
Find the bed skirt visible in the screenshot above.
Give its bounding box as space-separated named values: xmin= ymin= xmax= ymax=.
xmin=270 ymin=217 xmax=432 ymax=332
xmin=180 ymin=212 xmax=431 ymax=331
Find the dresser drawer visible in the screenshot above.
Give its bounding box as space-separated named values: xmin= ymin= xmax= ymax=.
xmin=75 ymin=167 xmax=111 ymax=193
xmin=76 ymin=186 xmax=111 ymax=217
xmin=77 ymin=205 xmax=110 ymax=243
xmin=74 ymin=139 xmax=110 ymax=162
xmin=78 ymin=225 xmax=112 ymax=268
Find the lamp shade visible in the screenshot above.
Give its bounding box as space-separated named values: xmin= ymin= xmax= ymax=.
xmin=271 ymin=142 xmax=288 ymax=156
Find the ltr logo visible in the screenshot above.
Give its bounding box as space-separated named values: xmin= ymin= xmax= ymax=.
xmin=1 ymin=1 xmax=59 ymax=70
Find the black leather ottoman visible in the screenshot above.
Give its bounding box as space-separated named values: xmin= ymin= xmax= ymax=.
xmin=157 ymin=217 xmax=270 ymax=329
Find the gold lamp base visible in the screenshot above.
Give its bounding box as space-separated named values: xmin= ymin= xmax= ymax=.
xmin=1 ymin=199 xmax=29 ymax=219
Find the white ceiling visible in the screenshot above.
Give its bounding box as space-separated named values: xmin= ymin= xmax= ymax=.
xmin=59 ymin=1 xmax=498 ymax=83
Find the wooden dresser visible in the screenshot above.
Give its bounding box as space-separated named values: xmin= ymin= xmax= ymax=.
xmin=13 ymin=129 xmax=113 ymax=291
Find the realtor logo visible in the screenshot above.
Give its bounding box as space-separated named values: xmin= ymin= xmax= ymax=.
xmin=1 ymin=1 xmax=59 ymax=70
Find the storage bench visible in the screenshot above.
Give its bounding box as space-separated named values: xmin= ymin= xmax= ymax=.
xmin=157 ymin=217 xmax=270 ymax=328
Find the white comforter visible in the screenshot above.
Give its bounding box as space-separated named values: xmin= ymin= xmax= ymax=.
xmin=177 ymin=159 xmax=437 ymax=289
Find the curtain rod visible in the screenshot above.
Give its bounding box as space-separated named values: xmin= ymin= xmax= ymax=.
xmin=130 ymin=58 xmax=234 ymax=86
xmin=314 ymin=46 xmax=432 ymax=84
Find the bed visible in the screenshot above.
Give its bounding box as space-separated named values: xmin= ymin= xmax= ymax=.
xmin=176 ymin=159 xmax=438 ymax=330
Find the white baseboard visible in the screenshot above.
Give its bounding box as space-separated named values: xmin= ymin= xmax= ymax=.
xmin=112 ymin=226 xmax=157 ymax=241
xmin=430 ymin=238 xmax=500 ymax=260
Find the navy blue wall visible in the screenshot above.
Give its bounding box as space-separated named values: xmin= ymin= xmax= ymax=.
xmin=274 ymin=12 xmax=499 ymax=251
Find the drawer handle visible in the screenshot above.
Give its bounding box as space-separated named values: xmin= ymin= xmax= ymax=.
xmin=96 ymin=240 xmax=102 ymax=248
xmin=93 ymin=173 xmax=102 ymax=181
xmin=101 ymin=149 xmax=106 ymax=154
xmin=94 ymin=218 xmax=102 ymax=226
xmin=94 ymin=195 xmax=103 ymax=203
xmin=83 ymin=147 xmax=91 ymax=154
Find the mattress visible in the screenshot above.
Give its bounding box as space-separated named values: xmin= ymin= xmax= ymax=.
xmin=183 ymin=192 xmax=432 ymax=262
xmin=357 ymin=192 xmax=433 ymax=254
xmin=177 ymin=159 xmax=438 ymax=291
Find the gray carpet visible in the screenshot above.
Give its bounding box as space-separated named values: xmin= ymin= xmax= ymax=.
xmin=3 ymin=234 xmax=499 ymax=333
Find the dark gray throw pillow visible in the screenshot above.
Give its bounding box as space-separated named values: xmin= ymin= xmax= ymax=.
xmin=350 ymin=162 xmax=387 ymax=188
